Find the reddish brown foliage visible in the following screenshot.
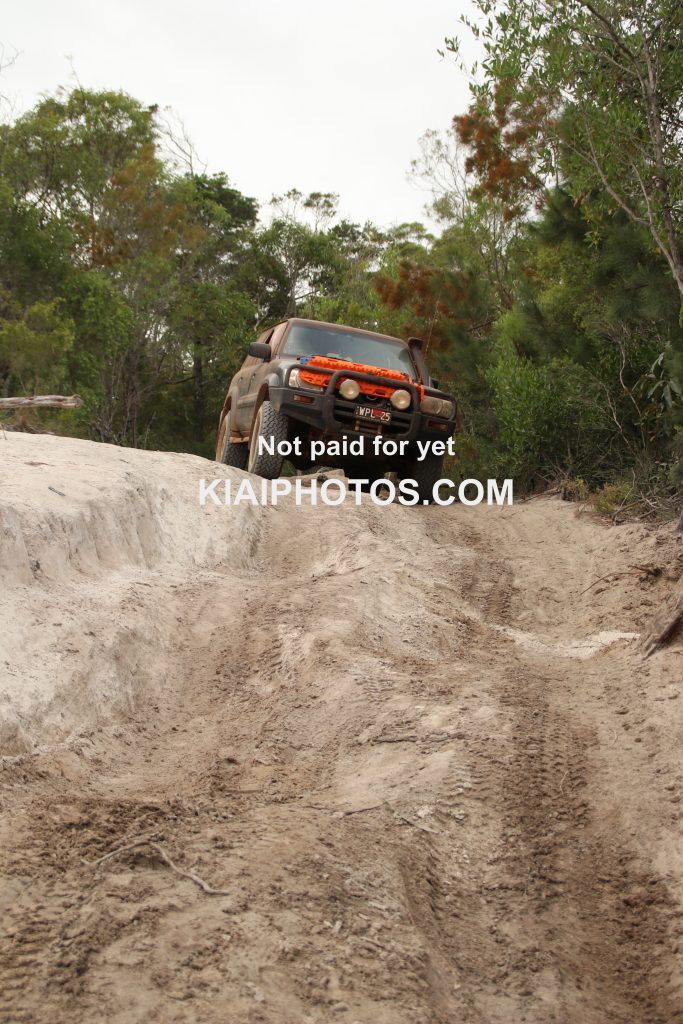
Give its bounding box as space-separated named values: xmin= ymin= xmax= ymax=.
xmin=453 ymin=79 xmax=552 ymax=219
xmin=375 ymin=260 xmax=475 ymax=351
xmin=76 ymin=145 xmax=204 ymax=268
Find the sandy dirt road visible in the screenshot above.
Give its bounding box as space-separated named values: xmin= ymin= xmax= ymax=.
xmin=1 ymin=435 xmax=682 ymax=1023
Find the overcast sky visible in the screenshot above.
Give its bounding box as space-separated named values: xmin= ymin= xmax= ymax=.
xmin=3 ymin=1 xmax=479 ymax=228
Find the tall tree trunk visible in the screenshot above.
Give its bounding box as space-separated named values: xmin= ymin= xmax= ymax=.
xmin=193 ymin=350 xmax=204 ymax=442
xmin=123 ymin=346 xmax=142 ymax=447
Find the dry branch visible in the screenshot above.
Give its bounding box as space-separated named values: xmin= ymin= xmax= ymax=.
xmin=580 ymin=564 xmax=660 ymax=596
xmin=0 ymin=395 xmax=83 ymax=409
xmin=372 ymin=734 xmax=418 ymax=744
xmin=83 ymin=838 xmax=230 ymax=896
xmin=395 ymin=814 xmax=439 ymax=835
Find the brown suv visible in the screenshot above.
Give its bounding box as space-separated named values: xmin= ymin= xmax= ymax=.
xmin=215 ymin=318 xmax=457 ymax=500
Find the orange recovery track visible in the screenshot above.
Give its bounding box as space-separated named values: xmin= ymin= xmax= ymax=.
xmin=298 ymin=356 xmax=424 ymax=401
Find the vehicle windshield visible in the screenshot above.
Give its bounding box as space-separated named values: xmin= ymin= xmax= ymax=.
xmin=282 ymin=324 xmax=417 ymax=379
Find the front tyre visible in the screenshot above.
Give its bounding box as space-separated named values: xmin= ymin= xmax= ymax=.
xmin=247 ymin=400 xmax=289 ymax=478
xmin=217 ymin=415 xmax=248 ymax=469
xmin=401 ymin=452 xmax=444 ymax=505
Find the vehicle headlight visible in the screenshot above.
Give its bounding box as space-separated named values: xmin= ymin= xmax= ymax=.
xmin=420 ymin=395 xmax=454 ymax=418
xmin=289 ymin=368 xmax=323 ymax=392
xmin=390 ymin=389 xmax=411 ymax=410
xmin=339 ymin=378 xmax=360 ymax=400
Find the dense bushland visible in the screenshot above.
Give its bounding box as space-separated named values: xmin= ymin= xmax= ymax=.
xmin=1 ymin=1 xmax=681 ymax=515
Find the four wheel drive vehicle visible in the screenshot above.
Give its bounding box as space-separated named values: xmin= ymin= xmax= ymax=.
xmin=215 ymin=318 xmax=457 ymax=501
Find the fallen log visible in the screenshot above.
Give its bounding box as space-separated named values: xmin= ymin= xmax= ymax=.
xmin=0 ymin=394 xmax=83 ymax=409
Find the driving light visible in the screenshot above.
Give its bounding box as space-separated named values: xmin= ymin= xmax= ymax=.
xmin=421 ymin=396 xmax=453 ymax=418
xmin=390 ymin=388 xmax=411 ymax=410
xmin=339 ymin=378 xmax=360 ymax=400
xmin=290 ymin=368 xmax=323 ymax=391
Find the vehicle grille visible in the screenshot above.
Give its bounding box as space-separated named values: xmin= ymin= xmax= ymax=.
xmin=333 ymin=398 xmax=412 ymax=437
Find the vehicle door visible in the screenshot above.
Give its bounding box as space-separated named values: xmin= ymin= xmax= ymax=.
xmin=240 ymin=322 xmax=288 ymax=430
xmin=234 ymin=328 xmax=273 ymax=432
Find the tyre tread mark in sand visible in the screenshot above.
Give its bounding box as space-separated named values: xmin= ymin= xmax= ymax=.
xmin=490 ymin=673 xmax=680 ymax=1024
xmin=421 ymin=508 xmax=682 ymax=1023
xmin=1 ymin=497 xmax=682 ymax=1023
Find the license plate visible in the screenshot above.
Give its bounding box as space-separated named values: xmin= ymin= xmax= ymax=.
xmin=357 ymin=406 xmax=391 ymax=423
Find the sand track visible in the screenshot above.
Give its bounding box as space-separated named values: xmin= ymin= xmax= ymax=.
xmin=1 ymin=434 xmax=682 ymax=1023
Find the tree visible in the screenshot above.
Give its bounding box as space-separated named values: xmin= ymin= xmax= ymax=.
xmin=0 ymin=85 xmax=264 ymax=451
xmin=374 ymin=225 xmax=495 ymax=408
xmin=0 ymin=88 xmax=157 ymax=228
xmin=165 ymin=172 xmax=258 ymax=443
xmin=448 ymin=0 xmax=683 ymax=301
xmin=0 ymin=291 xmax=73 ymax=396
xmin=409 ymin=127 xmax=521 ymax=311
xmin=494 ymin=188 xmax=683 ymax=469
xmin=258 ymin=190 xmax=343 ymax=317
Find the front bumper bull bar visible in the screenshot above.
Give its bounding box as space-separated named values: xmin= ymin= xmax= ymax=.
xmin=268 ymin=364 xmax=455 ymax=443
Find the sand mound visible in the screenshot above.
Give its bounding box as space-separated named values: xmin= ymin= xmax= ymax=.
xmin=0 ymin=433 xmax=261 ymax=753
xmin=1 ymin=432 xmax=682 ymax=1022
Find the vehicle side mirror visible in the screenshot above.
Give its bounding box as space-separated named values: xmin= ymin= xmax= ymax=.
xmin=248 ymin=341 xmax=272 ymax=361
xmin=431 ymin=377 xmax=439 ymax=389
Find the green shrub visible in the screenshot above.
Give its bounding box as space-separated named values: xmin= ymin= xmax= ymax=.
xmin=561 ymin=477 xmax=589 ymax=502
xmin=591 ymin=480 xmax=634 ymax=515
xmin=485 ymin=341 xmax=618 ymax=488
